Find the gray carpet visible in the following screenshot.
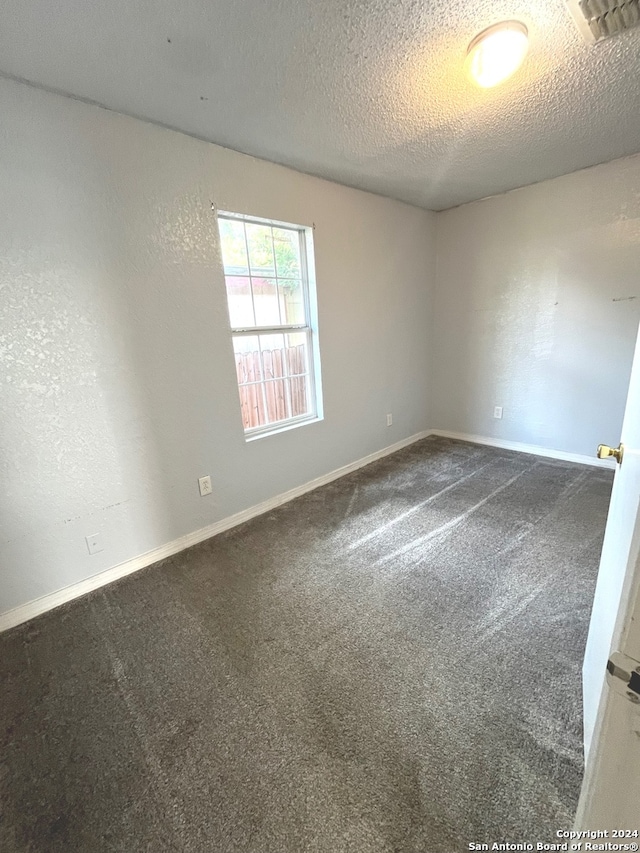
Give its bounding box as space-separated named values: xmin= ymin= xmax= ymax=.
xmin=0 ymin=437 xmax=613 ymax=853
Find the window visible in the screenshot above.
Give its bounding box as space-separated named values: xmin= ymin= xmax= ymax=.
xmin=217 ymin=211 xmax=322 ymax=438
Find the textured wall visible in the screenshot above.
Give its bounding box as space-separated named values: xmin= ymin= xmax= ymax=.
xmin=432 ymin=154 xmax=640 ymax=457
xmin=0 ymin=77 xmax=436 ymax=615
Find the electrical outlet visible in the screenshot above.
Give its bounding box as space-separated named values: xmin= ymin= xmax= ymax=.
xmin=494 ymin=406 xmax=503 ymax=419
xmin=198 ymin=475 xmax=212 ymax=497
xmin=86 ymin=533 xmax=103 ymax=555
xmin=386 ymin=413 xmax=393 ymax=426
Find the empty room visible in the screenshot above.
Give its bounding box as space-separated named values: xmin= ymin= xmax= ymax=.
xmin=1 ymin=0 xmax=640 ymax=850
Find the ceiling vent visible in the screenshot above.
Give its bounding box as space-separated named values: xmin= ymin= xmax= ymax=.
xmin=567 ymin=0 xmax=640 ymax=43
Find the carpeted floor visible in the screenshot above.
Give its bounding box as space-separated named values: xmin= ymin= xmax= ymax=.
xmin=0 ymin=437 xmax=613 ymax=853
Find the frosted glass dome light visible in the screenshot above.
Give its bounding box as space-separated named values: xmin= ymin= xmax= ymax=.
xmin=466 ymin=21 xmax=529 ymax=88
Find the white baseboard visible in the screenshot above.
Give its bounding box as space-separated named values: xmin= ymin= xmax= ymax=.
xmin=428 ymin=429 xmax=616 ymax=469
xmin=0 ymin=430 xmax=431 ymax=633
xmin=1 ymin=427 xmax=612 ymax=633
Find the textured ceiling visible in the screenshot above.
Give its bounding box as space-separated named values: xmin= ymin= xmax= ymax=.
xmin=2 ymin=0 xmax=640 ymax=210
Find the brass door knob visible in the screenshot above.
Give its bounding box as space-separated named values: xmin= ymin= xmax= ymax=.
xmin=597 ymin=443 xmax=624 ymax=464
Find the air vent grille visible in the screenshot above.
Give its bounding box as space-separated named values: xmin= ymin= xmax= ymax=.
xmin=567 ymin=0 xmax=640 ymax=42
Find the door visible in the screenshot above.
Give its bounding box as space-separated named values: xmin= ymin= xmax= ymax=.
xmin=576 ymin=534 xmax=640 ymax=825
xmin=576 ymin=322 xmax=640 ymax=826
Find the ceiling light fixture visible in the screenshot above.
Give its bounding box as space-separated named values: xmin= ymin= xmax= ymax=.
xmin=466 ymin=21 xmax=529 ymax=88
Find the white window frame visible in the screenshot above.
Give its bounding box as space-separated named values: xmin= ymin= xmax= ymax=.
xmin=217 ymin=210 xmax=323 ymax=440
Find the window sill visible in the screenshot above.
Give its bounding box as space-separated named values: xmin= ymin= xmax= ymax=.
xmin=244 ymin=415 xmax=323 ymax=442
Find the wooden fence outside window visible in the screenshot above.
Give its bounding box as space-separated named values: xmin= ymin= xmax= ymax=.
xmin=235 ymin=344 xmax=309 ymax=429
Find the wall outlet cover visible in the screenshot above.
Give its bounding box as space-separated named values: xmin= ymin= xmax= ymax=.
xmin=198 ymin=475 xmax=213 ymax=496
xmin=86 ymin=533 xmax=104 ymax=555
xmin=493 ymin=406 xmax=503 ymax=419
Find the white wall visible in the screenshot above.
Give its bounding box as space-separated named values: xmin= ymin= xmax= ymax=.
xmin=6 ymin=72 xmax=640 ymax=621
xmin=0 ymin=77 xmax=436 ymax=616
xmin=432 ymin=155 xmax=640 ymax=457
